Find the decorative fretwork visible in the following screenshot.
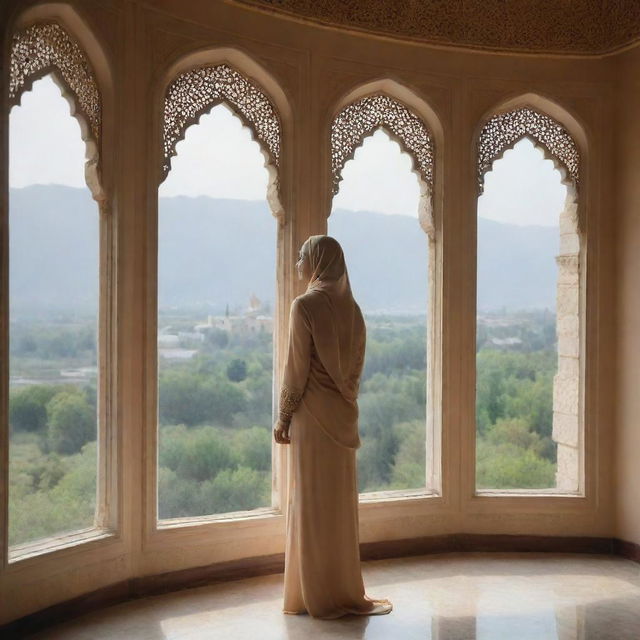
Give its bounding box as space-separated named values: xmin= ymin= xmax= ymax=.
xmin=9 ymin=22 xmax=101 ymax=142
xmin=477 ymin=107 xmax=580 ymax=194
xmin=234 ymin=0 xmax=640 ymax=56
xmin=331 ymin=94 xmax=434 ymax=195
xmin=162 ymin=64 xmax=281 ymax=180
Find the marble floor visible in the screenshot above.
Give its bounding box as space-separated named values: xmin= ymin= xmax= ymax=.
xmin=28 ymin=552 xmax=640 ymax=640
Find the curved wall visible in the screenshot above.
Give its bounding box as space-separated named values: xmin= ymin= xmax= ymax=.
xmin=0 ymin=0 xmax=620 ymax=625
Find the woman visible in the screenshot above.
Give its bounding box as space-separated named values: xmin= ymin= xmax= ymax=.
xmin=273 ymin=235 xmax=393 ymax=619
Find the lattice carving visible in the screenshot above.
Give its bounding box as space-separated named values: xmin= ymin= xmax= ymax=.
xmin=234 ymin=0 xmax=640 ymax=56
xmin=162 ymin=64 xmax=281 ymax=180
xmin=331 ymin=94 xmax=434 ymax=195
xmin=9 ymin=22 xmax=101 ymax=142
xmin=478 ymin=108 xmax=579 ymax=194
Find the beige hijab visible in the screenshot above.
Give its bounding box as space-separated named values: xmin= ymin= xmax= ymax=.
xmin=302 ymin=235 xmax=365 ymax=406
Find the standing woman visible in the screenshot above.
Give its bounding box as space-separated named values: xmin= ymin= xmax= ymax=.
xmin=273 ymin=235 xmax=393 ymax=619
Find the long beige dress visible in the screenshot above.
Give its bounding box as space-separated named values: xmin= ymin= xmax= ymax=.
xmin=278 ymin=235 xmax=390 ymax=619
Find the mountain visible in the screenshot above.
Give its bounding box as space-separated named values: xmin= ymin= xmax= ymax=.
xmin=8 ymin=185 xmax=559 ymax=313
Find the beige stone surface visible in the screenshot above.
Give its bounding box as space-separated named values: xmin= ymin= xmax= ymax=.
xmin=553 ymin=413 xmax=580 ymax=448
xmin=556 ymin=446 xmax=580 ymax=492
xmin=28 ymin=553 xmax=640 ymax=640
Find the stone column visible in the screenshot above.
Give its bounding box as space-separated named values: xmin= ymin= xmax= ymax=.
xmin=552 ymin=198 xmax=581 ymax=491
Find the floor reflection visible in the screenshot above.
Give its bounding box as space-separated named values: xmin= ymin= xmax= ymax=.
xmin=27 ymin=552 xmax=640 ymax=640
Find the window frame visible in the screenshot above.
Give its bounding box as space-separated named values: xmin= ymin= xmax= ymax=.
xmin=146 ymin=50 xmax=292 ymax=537
xmin=326 ymin=84 xmax=444 ymax=503
xmin=469 ymin=98 xmax=590 ymax=505
xmin=1 ymin=15 xmax=119 ymax=566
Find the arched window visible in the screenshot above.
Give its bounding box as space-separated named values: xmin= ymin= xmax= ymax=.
xmin=7 ymin=22 xmax=105 ymax=556
xmin=157 ymin=63 xmax=281 ymax=522
xmin=475 ymin=106 xmax=582 ymax=493
xmin=329 ymin=93 xmax=438 ymax=497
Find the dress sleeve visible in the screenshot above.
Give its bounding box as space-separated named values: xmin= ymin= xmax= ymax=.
xmin=278 ymin=297 xmax=312 ymax=424
xmin=347 ymin=305 xmax=366 ymax=398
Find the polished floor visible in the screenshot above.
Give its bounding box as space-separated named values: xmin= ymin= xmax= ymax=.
xmin=29 ymin=552 xmax=640 ymax=639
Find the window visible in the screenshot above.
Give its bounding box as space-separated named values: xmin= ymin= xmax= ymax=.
xmin=157 ymin=64 xmax=281 ymax=521
xmin=475 ymin=107 xmax=582 ymax=493
xmin=7 ymin=23 xmax=104 ymax=553
xmin=329 ymin=94 xmax=437 ymax=497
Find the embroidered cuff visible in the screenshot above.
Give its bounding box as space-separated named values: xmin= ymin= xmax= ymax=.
xmin=279 ymin=385 xmax=302 ymax=423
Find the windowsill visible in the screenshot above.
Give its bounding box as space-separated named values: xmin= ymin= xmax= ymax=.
xmin=8 ymin=527 xmax=117 ymax=565
xmin=359 ymin=488 xmax=440 ymax=505
xmin=154 ymin=491 xmax=443 ymax=532
xmin=475 ymin=489 xmax=584 ymax=497
xmin=467 ymin=489 xmax=589 ymax=514
xmin=156 ymin=506 xmax=282 ymax=531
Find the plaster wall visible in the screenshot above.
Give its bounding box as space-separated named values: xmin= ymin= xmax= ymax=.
xmin=0 ymin=0 xmax=619 ymax=623
xmin=614 ymin=46 xmax=640 ymax=549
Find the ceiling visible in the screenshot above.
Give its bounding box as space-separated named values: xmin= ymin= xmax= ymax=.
xmin=232 ymin=0 xmax=640 ymax=56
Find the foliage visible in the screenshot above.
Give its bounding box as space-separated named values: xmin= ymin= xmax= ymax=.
xmin=226 ymin=358 xmax=248 ymax=382
xmin=47 ymin=391 xmax=95 ymax=454
xmin=158 ymin=370 xmax=247 ymax=426
xmin=8 ymin=308 xmax=562 ymax=545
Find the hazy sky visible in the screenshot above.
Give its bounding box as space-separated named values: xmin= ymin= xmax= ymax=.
xmin=11 ymin=75 xmax=566 ymax=226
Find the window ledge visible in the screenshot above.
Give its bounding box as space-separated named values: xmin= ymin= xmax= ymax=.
xmin=475 ymin=489 xmax=584 ymax=497
xmin=157 ymin=506 xmax=282 ymax=531
xmin=359 ymin=488 xmax=440 ymax=505
xmin=8 ymin=527 xmax=117 ymax=565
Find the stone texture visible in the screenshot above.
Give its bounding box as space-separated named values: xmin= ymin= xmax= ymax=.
xmin=557 ymin=284 xmax=580 ymax=317
xmin=553 ymin=412 xmax=580 ymax=448
xmin=554 ymin=373 xmax=580 ymax=415
xmin=556 ymin=444 xmax=580 ymax=492
xmin=559 ymin=232 xmax=581 ymax=256
xmin=28 ymin=553 xmax=640 ymax=639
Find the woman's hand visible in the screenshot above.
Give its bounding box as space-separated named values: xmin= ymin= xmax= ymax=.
xmin=273 ymin=418 xmax=291 ymax=445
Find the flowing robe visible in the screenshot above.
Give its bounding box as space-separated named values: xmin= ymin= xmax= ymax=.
xmin=281 ymin=292 xmax=378 ymax=619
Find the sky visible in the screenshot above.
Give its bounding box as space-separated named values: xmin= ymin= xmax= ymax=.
xmin=10 ymin=74 xmax=566 ymax=227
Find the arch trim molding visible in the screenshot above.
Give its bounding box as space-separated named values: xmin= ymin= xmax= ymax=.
xmin=477 ymin=106 xmax=580 ymax=195
xmin=330 ymin=93 xmax=434 ymax=198
xmin=161 ymin=64 xmax=281 ymax=180
xmin=8 ymin=21 xmax=103 ymax=202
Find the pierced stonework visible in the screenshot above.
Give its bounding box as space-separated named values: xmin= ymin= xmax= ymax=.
xmin=162 ymin=64 xmax=281 ymax=180
xmin=331 ymin=94 xmax=434 ymax=196
xmin=478 ymin=107 xmax=579 ymax=194
xmin=234 ymin=0 xmax=640 ymax=56
xmin=9 ymin=22 xmax=101 ymax=142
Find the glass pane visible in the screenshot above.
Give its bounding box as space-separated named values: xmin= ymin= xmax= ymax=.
xmin=476 ymin=138 xmax=567 ymax=490
xmin=157 ymin=104 xmax=275 ymax=519
xmin=330 ymin=129 xmax=429 ymax=494
xmin=9 ymin=75 xmax=99 ymax=546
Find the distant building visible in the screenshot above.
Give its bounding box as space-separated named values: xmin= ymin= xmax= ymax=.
xmin=196 ymin=294 xmax=273 ymax=336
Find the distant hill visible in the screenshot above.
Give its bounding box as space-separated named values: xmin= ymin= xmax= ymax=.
xmin=9 ymin=185 xmax=559 ymax=313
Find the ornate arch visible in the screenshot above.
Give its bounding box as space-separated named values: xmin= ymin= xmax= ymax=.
xmin=161 ymin=63 xmax=282 ymax=186
xmin=476 ymin=104 xmax=584 ymax=493
xmin=477 ymin=107 xmax=580 ymax=195
xmin=331 ymin=94 xmax=434 ymax=197
xmin=9 ymin=21 xmax=103 ymax=201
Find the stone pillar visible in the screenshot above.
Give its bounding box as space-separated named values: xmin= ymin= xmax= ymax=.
xmin=552 ymin=199 xmax=581 ymax=491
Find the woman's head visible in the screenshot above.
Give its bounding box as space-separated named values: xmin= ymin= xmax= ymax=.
xmin=297 ymin=235 xmax=347 ymax=286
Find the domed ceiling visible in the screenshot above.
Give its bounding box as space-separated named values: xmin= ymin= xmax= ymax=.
xmin=232 ymin=0 xmax=640 ymax=56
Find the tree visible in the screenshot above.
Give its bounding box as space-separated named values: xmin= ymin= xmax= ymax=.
xmin=10 ymin=391 xmax=47 ymax=433
xmin=175 ymin=427 xmax=234 ymax=482
xmin=234 ymin=427 xmax=271 ymax=471
xmin=226 ymin=358 xmax=248 ymax=382
xmin=200 ymin=466 xmax=268 ymax=513
xmin=47 ymin=392 xmax=95 ymax=454
xmin=158 ymin=371 xmax=247 ymax=426
xmin=9 ymin=385 xmax=58 ymax=433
